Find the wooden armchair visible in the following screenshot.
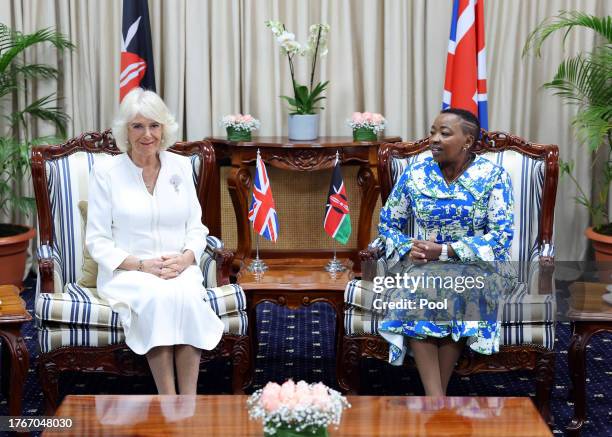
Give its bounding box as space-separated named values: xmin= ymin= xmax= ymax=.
xmin=31 ymin=131 xmax=251 ymax=413
xmin=337 ymin=131 xmax=558 ymax=423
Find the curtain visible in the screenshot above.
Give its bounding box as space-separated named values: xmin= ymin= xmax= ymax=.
xmin=0 ymin=0 xmax=609 ymax=262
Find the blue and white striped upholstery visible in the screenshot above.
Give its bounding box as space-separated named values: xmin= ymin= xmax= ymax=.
xmin=38 ymin=310 xmax=248 ymax=354
xmin=36 ymin=149 xmax=246 ymax=353
xmin=343 ymin=306 xmax=554 ymax=349
xmin=346 ymin=148 xmax=555 ymax=349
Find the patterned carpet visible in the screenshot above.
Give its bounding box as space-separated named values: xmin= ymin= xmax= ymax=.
xmin=1 ymin=275 xmax=611 ymax=436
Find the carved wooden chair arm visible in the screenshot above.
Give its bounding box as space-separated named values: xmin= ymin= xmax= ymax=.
xmin=213 ymin=247 xmax=234 ymax=286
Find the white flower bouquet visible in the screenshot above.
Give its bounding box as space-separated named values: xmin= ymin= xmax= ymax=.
xmin=247 ymin=380 xmax=350 ymax=437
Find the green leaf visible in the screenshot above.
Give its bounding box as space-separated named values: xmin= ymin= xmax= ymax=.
xmin=523 ymin=11 xmax=612 ymax=58
xmin=0 ymin=24 xmax=74 ymax=218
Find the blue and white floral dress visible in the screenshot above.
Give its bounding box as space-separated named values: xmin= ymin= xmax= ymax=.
xmin=376 ymin=155 xmax=517 ymax=365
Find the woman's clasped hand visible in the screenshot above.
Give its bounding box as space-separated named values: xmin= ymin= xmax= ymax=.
xmin=409 ymin=240 xmax=442 ymax=263
xmin=139 ymin=252 xmax=195 ymax=279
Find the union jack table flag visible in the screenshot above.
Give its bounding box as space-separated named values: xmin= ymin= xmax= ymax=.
xmin=324 ymin=158 xmax=351 ymax=245
xmin=120 ymin=0 xmax=156 ymax=101
xmin=442 ymin=0 xmax=488 ymax=129
xmin=248 ymin=151 xmax=279 ymax=242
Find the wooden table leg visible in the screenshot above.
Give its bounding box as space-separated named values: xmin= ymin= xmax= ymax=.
xmin=566 ymin=321 xmax=612 ymax=436
xmin=0 ymin=324 xmax=30 ymax=416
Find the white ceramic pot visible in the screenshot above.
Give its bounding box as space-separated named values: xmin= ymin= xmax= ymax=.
xmin=288 ymin=114 xmax=320 ymax=141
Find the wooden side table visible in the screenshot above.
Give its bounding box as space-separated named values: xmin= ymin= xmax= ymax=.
xmin=566 ymin=282 xmax=612 ymax=436
xmin=237 ymin=258 xmax=353 ymax=389
xmin=0 ymin=284 xmax=32 ymax=415
xmin=207 ymin=136 xmax=401 ymax=268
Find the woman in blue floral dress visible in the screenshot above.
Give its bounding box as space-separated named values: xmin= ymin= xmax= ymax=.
xmin=376 ymin=108 xmax=516 ymax=396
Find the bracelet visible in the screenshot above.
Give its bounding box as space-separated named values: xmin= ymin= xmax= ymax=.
xmin=439 ymin=244 xmax=449 ymax=262
xmin=137 ymin=259 xmax=144 ymax=272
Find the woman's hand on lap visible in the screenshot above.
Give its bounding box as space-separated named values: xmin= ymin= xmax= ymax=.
xmin=160 ymin=251 xmax=195 ymax=279
xmin=411 ymin=240 xmax=443 ymax=262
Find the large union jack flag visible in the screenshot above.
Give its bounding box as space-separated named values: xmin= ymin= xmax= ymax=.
xmin=120 ymin=0 xmax=155 ymax=101
xmin=442 ymin=0 xmax=488 ymax=129
xmin=248 ymin=152 xmax=279 ymax=242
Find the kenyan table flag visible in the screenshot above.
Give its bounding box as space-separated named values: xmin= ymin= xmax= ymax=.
xmin=324 ymin=159 xmax=351 ymax=244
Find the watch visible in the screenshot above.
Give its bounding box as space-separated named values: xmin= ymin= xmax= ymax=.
xmin=439 ymin=244 xmax=449 ymax=262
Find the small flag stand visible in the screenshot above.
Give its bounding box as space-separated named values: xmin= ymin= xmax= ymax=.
xmin=324 ymin=151 xmax=349 ymax=273
xmin=248 ymin=233 xmax=268 ymax=278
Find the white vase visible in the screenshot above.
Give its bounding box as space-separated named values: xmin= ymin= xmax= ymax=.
xmin=288 ymin=114 xmax=320 ymax=141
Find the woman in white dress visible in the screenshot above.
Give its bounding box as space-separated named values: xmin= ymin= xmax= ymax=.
xmin=86 ymin=88 xmax=224 ymax=394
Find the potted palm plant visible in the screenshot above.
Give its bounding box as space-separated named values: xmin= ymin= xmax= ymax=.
xmin=523 ymin=11 xmax=612 ymax=260
xmin=0 ymin=24 xmax=73 ymax=287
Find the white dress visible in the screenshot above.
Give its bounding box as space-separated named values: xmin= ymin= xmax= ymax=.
xmin=86 ymin=151 xmax=224 ymax=355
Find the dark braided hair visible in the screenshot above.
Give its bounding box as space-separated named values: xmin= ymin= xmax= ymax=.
xmin=441 ymin=108 xmax=480 ymax=142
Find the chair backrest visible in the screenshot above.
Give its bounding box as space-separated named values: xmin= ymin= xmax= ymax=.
xmin=30 ymin=130 xmax=216 ymax=287
xmin=378 ymin=131 xmax=559 ymax=281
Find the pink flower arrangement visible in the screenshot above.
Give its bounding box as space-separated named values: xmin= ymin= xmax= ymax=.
xmin=247 ymin=379 xmax=350 ymax=434
xmin=347 ymin=111 xmax=386 ymax=133
xmin=220 ymin=113 xmax=261 ymax=131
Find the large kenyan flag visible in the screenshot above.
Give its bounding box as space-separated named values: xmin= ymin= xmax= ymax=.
xmin=120 ymin=0 xmax=155 ymax=101
xmin=324 ymin=160 xmax=351 ymax=245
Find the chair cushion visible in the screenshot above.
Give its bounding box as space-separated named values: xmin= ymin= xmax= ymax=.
xmin=76 ymin=200 xmax=98 ymax=288
xmin=345 ymin=279 xmax=554 ymax=324
xmin=36 ymin=282 xmax=247 ymax=328
xmin=344 ymin=306 xmax=554 ymax=349
xmin=38 ymin=311 xmax=248 ymax=354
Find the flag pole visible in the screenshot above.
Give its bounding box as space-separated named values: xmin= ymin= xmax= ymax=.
xmin=325 ymin=150 xmax=346 ymax=274
xmin=247 ymin=149 xmax=268 ymax=278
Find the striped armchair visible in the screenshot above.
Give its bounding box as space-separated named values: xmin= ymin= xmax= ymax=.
xmin=31 ymin=131 xmax=250 ymax=413
xmin=337 ymin=131 xmax=558 ymax=423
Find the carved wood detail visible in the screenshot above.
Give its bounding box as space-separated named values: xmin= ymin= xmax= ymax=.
xmin=38 ymin=334 xmax=250 ymax=415
xmin=267 ymin=149 xmax=339 ymax=171
xmin=231 ymin=336 xmax=252 ymax=393
xmin=0 ymin=326 xmax=30 ymax=415
xmin=337 ymin=337 xmax=361 ymax=394
xmin=567 ymin=321 xmax=612 ymax=434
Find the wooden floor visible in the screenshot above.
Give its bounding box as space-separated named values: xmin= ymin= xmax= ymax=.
xmin=45 ymin=395 xmax=552 ymax=436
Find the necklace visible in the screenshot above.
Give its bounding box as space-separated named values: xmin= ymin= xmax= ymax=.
xmin=443 ymin=153 xmax=474 ymax=184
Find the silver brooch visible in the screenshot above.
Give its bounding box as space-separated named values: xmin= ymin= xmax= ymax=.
xmin=170 ymin=174 xmax=182 ymax=193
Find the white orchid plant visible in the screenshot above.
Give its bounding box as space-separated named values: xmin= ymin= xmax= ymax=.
xmin=266 ymin=20 xmax=330 ymax=115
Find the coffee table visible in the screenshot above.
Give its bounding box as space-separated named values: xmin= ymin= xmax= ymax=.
xmin=45 ymin=394 xmax=551 ymax=436
xmin=566 ymin=282 xmax=612 ymax=436
xmin=0 ymin=284 xmax=32 ymax=415
xmin=237 ymin=258 xmax=352 ymax=388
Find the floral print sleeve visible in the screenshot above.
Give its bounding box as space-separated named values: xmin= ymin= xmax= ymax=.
xmin=378 ymin=167 xmax=414 ymax=260
xmin=451 ymin=169 xmax=514 ymax=261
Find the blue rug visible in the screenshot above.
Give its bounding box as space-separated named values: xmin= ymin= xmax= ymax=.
xmin=1 ymin=275 xmax=611 ymax=436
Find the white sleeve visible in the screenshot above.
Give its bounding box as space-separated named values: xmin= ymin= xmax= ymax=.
xmin=181 ymin=161 xmax=208 ymax=261
xmin=86 ymin=165 xmax=130 ymax=272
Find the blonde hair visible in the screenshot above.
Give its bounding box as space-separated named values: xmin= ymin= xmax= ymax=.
xmin=112 ymin=88 xmax=179 ymax=152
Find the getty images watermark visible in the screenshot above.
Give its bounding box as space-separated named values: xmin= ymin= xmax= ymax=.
xmin=371 ymin=272 xmax=486 ymax=311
